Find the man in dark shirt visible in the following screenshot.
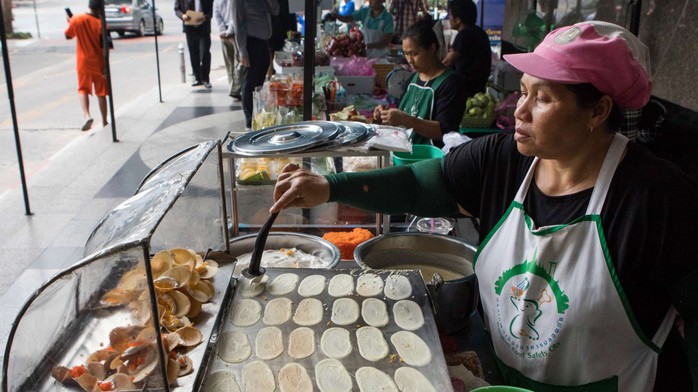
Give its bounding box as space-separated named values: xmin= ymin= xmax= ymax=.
xmin=443 ymin=0 xmax=491 ymax=98
xmin=175 ymin=0 xmax=214 ymax=88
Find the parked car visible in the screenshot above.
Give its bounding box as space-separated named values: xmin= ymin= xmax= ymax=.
xmin=105 ymin=0 xmax=164 ymax=37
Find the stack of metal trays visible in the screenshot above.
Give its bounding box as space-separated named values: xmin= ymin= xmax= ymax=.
xmin=198 ymin=268 xmax=453 ymax=391
xmin=229 ymin=121 xmax=375 ymax=155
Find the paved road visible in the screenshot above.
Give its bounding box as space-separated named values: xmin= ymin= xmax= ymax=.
xmin=1 ymin=0 xmax=227 ymax=201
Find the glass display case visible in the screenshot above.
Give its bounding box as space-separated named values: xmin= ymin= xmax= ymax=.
xmin=2 ymin=140 xmax=233 ymax=392
xmin=223 ymin=137 xmax=393 ymax=238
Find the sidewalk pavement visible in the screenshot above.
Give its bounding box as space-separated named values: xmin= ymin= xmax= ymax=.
xmin=0 ymin=74 xmax=246 ymax=371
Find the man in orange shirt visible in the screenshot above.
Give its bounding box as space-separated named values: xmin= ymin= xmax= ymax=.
xmin=65 ymin=0 xmax=108 ymax=131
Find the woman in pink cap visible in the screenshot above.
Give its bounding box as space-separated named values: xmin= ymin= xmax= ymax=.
xmin=271 ymin=21 xmax=697 ymax=391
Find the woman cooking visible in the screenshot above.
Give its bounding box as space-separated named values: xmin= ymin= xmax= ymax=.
xmin=333 ymin=0 xmax=394 ymax=58
xmin=374 ymin=19 xmax=466 ymax=146
xmin=271 ymin=21 xmax=698 ymax=391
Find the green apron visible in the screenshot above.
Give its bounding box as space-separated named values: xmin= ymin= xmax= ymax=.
xmin=398 ymin=68 xmax=454 ymax=145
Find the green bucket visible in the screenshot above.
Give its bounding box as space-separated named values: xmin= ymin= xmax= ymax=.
xmin=392 ymin=145 xmax=444 ymax=166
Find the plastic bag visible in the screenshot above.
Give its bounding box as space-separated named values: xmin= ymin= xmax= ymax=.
xmin=495 ymin=91 xmax=520 ymax=131
xmin=330 ymin=56 xmax=378 ymax=76
xmin=441 ymin=132 xmax=472 ymax=153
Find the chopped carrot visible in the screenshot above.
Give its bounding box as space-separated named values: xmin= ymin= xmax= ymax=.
xmin=98 ymin=381 xmax=114 ymax=391
xmin=323 ymin=228 xmax=374 ymax=260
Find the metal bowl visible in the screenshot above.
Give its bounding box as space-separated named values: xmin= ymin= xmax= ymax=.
xmin=229 ymin=232 xmax=341 ymax=275
xmin=354 ymin=232 xmax=478 ymax=334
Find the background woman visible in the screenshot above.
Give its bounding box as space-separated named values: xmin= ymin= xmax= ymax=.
xmin=272 ymin=21 xmax=697 ymax=391
xmin=374 ymin=19 xmax=466 ymax=146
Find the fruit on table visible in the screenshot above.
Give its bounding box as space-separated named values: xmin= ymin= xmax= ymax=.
xmin=325 ymin=28 xmax=367 ymax=57
xmin=463 ymin=92 xmax=497 ymax=120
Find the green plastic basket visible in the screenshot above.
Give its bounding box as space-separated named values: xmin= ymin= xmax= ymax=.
xmin=392 ymin=145 xmax=445 ymax=166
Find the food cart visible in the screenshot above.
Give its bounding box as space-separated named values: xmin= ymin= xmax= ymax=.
xmin=2 ymin=127 xmax=483 ymax=390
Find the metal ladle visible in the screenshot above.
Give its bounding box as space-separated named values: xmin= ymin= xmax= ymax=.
xmin=241 ymin=212 xmax=279 ymax=283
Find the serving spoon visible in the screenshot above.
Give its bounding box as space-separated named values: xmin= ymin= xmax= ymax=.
xmin=241 ymin=212 xmax=279 ymax=284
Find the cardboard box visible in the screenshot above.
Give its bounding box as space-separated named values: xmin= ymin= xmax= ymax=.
xmin=336 ymin=75 xmax=375 ymax=95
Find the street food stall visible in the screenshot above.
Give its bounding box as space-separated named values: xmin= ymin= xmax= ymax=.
xmin=3 ymin=127 xmax=491 ymax=391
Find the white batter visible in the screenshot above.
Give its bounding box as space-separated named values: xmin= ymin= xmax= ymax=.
xmin=390 ymin=331 xmax=431 ymax=367
xmin=355 ymin=367 xmax=398 ymax=392
xmin=229 ymin=299 xmax=262 ymax=327
xmin=292 ymin=298 xmax=324 ymax=326
xmin=269 ymin=273 xmax=300 ymax=296
xmin=328 ymin=274 xmax=354 ymax=297
xmin=330 ymin=298 xmax=360 ymax=326
xmin=356 ymin=273 xmax=384 ymax=297
xmin=393 ymin=367 xmax=437 ymax=392
xmin=218 ymin=331 xmax=252 ymax=364
xmin=393 ymin=300 xmax=424 ymax=331
xmin=202 ymin=371 xmax=241 ymax=392
xmin=242 ymin=361 xmax=276 ymax=391
xmin=315 ymin=358 xmax=353 ymax=392
xmin=297 ymin=274 xmax=327 ymax=297
xmin=288 ymin=327 xmax=315 ymax=359
xmin=320 ymin=327 xmax=352 ymax=359
xmin=235 ymin=248 xmax=330 ymax=273
xmin=238 ymin=274 xmax=268 ymax=298
xmin=263 ymin=297 xmax=293 ymax=325
xmin=278 ymin=363 xmax=314 ymax=392
xmin=356 ymin=326 xmax=390 ymax=362
xmin=383 ymin=274 xmax=412 ymax=300
xmin=255 ymin=326 xmax=284 ymax=360
xmin=361 ymin=298 xmax=389 ymax=327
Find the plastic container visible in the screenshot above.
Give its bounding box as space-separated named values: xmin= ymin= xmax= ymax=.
xmin=392 ymin=144 xmax=444 ymax=166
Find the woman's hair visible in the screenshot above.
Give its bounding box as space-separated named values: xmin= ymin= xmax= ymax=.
xmin=565 ymin=83 xmax=622 ymax=132
xmin=402 ymin=19 xmax=439 ymax=53
xmin=447 ymin=0 xmax=477 ymax=25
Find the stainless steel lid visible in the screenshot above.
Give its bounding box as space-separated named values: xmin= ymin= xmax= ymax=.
xmin=306 ymin=121 xmax=375 ymax=151
xmin=230 ymin=121 xmax=343 ymax=155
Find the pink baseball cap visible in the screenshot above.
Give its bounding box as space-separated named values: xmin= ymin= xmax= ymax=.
xmin=504 ymin=21 xmax=652 ymax=109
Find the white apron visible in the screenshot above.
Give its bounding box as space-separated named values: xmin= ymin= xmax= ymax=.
xmin=474 ymin=134 xmax=677 ymax=392
xmin=362 ymin=12 xmax=389 ymax=58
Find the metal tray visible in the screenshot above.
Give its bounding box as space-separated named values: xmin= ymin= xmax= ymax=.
xmin=199 ymin=267 xmax=454 ymax=391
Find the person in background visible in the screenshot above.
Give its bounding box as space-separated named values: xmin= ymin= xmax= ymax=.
xmin=267 ymin=0 xmax=293 ymax=78
xmin=213 ymin=0 xmax=242 ymax=99
xmin=271 ymin=21 xmax=698 ymax=391
xmin=175 ymin=0 xmax=213 ymax=88
xmin=65 ymin=0 xmax=108 ymax=131
xmin=373 ymin=19 xmax=465 ymax=146
xmin=388 ymin=0 xmax=428 ymax=44
xmin=443 ymin=0 xmax=491 ymax=98
xmin=232 ymin=0 xmax=279 ymax=130
xmin=333 ymin=0 xmax=393 ymax=58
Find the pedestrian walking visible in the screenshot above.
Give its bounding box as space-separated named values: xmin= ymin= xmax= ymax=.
xmin=232 ymin=0 xmax=280 ymax=129
xmin=175 ymin=0 xmax=214 ymax=88
xmin=213 ymin=0 xmax=243 ymax=99
xmin=64 ymin=0 xmax=109 ymax=131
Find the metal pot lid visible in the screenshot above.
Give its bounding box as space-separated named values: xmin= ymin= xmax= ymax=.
xmin=308 ymin=121 xmax=375 ymax=151
xmin=230 ymin=121 xmax=343 ymax=155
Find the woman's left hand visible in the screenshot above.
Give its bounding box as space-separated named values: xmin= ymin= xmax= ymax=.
xmin=380 ymin=108 xmax=410 ymax=127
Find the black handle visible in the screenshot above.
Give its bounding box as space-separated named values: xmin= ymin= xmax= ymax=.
xmin=248 ymin=212 xmax=279 ymax=276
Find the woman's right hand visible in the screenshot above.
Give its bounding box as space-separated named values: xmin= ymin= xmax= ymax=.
xmin=373 ymin=105 xmax=386 ymax=123
xmin=270 ymin=164 xmax=331 ymax=213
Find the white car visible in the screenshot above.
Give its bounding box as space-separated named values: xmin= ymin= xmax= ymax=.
xmin=105 ymin=0 xmax=164 ymax=37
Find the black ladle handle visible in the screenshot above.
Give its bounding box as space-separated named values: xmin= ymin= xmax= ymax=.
xmin=248 ymin=212 xmax=279 ymax=276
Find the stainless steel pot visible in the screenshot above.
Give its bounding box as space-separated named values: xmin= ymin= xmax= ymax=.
xmin=354 ymin=232 xmax=478 ymax=334
xmin=230 ymin=232 xmax=341 ymax=274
